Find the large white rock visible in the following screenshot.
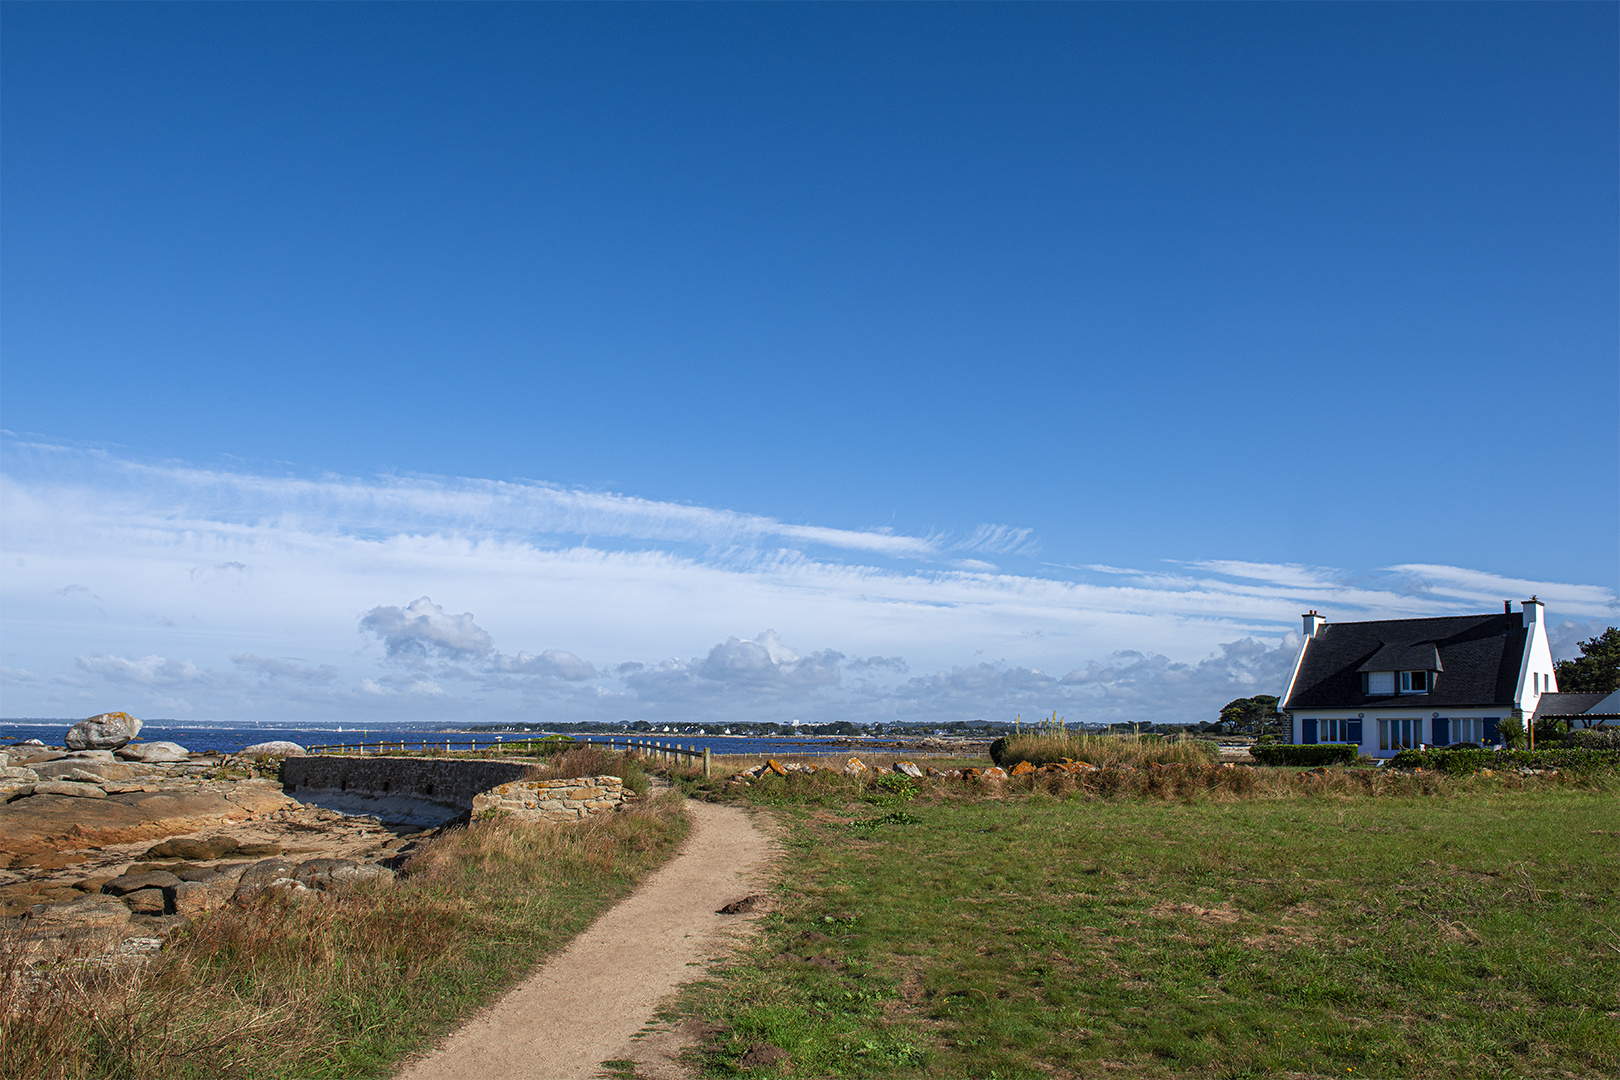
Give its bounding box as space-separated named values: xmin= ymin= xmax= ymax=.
xmin=116 ymin=741 xmax=191 ymax=763
xmin=239 ymin=741 xmax=306 ymax=757
xmin=64 ymin=712 xmax=143 ymax=751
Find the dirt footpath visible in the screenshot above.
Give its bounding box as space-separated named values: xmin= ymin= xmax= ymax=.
xmin=397 ymin=798 xmax=775 ymax=1080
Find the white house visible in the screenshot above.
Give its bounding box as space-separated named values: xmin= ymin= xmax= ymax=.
xmin=1279 ymin=599 xmax=1558 ymax=757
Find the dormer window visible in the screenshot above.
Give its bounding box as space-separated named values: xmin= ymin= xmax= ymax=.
xmin=1356 ymin=642 xmax=1443 ymax=699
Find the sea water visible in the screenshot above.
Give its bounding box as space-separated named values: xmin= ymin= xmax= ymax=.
xmin=0 ymin=718 xmax=865 ymax=758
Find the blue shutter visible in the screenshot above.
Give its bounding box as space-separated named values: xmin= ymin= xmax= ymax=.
xmin=1483 ymin=718 xmax=1499 ymax=746
xmin=1432 ymin=718 xmax=1449 ymax=745
xmin=1302 ymin=718 xmax=1318 ymax=745
xmin=1347 ymin=719 xmax=1362 ymax=745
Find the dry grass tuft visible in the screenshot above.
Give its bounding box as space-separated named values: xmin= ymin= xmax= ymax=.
xmin=993 ymin=732 xmax=1219 ymax=769
xmin=531 ymin=744 xmax=651 ymax=795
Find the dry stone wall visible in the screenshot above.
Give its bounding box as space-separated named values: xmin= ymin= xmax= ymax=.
xmin=470 ymin=775 xmax=625 ymax=822
xmin=280 ymin=756 xmax=534 ymax=810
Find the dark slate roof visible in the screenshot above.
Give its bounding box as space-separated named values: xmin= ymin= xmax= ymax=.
xmin=1531 ymin=692 xmax=1612 ymax=720
xmin=1284 ymin=613 xmax=1525 ymax=710
xmin=1357 ymin=642 xmax=1442 ymax=673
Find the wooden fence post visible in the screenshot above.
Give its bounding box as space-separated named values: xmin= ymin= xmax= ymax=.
xmin=703 ymin=747 xmax=712 ymax=778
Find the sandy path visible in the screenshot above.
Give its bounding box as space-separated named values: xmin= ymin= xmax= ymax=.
xmin=397 ymin=798 xmax=774 ymax=1080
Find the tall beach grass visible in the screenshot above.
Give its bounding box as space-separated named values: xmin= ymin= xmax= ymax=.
xmin=991 ymin=731 xmax=1220 ymax=769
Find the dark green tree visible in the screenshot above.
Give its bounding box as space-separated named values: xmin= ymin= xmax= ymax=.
xmin=1218 ymin=694 xmax=1279 ymax=733
xmin=1553 ymin=627 xmax=1620 ymax=694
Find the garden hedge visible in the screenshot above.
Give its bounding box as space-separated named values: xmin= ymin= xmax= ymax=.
xmin=1248 ymin=743 xmax=1359 ymax=767
xmin=1387 ymin=746 xmax=1620 ymax=774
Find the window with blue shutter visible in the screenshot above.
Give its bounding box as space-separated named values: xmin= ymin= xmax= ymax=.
xmin=1347 ymin=719 xmax=1362 ymax=745
xmin=1483 ymin=718 xmax=1500 ymax=746
xmin=1302 ymin=718 xmax=1318 ymax=744
xmin=1432 ymin=718 xmax=1449 ymax=745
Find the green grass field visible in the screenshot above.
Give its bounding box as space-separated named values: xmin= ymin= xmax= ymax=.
xmin=675 ymin=772 xmax=1620 ymax=1078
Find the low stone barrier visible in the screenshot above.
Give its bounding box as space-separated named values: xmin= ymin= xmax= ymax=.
xmin=280 ymin=756 xmax=534 ymax=810
xmin=470 ymin=775 xmax=625 ymax=822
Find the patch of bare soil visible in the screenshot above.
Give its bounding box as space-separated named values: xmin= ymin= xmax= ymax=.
xmin=1147 ymin=901 xmax=1241 ymax=925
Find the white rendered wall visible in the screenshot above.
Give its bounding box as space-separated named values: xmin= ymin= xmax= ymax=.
xmin=1516 ymin=603 xmax=1557 ymax=716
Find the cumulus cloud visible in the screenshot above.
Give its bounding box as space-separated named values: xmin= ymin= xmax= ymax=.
xmin=843 ymin=635 xmax=1302 ymax=727
xmin=488 ymin=650 xmax=597 ymax=681
xmin=618 ymin=630 xmax=843 ymax=706
xmin=360 ymin=597 xmax=495 ymax=662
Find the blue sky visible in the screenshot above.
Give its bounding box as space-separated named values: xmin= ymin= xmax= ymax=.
xmin=2 ymin=4 xmax=1615 ymax=726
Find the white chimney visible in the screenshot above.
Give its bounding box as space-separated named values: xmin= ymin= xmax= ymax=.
xmin=1302 ymin=610 xmax=1326 ymax=638
xmin=1522 ymin=596 xmax=1544 ymax=628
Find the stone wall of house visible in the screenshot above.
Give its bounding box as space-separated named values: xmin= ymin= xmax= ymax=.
xmin=470 ymin=775 xmax=624 ymax=822
xmin=280 ymin=756 xmax=535 ymax=810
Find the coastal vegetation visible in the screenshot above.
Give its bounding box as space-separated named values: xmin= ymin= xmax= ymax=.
xmin=1553 ymin=625 xmax=1620 ymax=693
xmin=1 ymin=782 xmax=688 ymax=1079
xmin=989 ymin=730 xmax=1221 ymax=769
xmin=672 ymin=765 xmax=1620 ymax=1078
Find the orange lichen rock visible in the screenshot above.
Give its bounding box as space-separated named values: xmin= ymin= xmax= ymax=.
xmin=764 ymin=759 xmax=787 ymax=776
xmin=1009 ymin=760 xmax=1037 ymax=776
xmin=843 ymin=757 xmax=868 ymax=775
xmin=981 ymin=766 xmax=1009 ymax=781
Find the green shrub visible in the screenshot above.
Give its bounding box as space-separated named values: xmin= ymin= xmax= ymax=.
xmin=866 ymin=772 xmax=918 ymax=805
xmin=1387 ymin=746 xmax=1620 ymax=774
xmin=1248 ymin=743 xmax=1359 ymax=767
xmin=1566 ymin=727 xmax=1620 ymax=750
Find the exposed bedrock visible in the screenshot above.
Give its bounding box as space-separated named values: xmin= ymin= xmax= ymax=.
xmin=0 ymin=783 xmax=294 ymax=855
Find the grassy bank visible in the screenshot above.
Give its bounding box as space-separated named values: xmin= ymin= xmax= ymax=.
xmin=2 ymin=789 xmax=689 ymax=1080
xmin=992 ymin=732 xmax=1221 ymax=769
xmin=675 ymin=772 xmax=1620 ymax=1078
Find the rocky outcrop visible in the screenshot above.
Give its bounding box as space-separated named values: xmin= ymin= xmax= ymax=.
xmin=229 ymin=856 xmax=394 ymax=904
xmin=240 ymin=741 xmax=306 ymax=757
xmin=31 ymin=759 xmax=124 ymax=781
xmin=4 ymin=744 xmax=615 ymax=968
xmin=0 ymin=783 xmax=296 ymax=855
xmin=290 ymin=857 xmax=394 ymax=891
xmin=117 ymin=741 xmax=191 ymax=763
xmin=14 ymin=893 xmax=134 ymax=960
xmin=29 ymin=781 xmax=108 ymax=799
xmin=64 ymin=712 xmax=143 ymax=751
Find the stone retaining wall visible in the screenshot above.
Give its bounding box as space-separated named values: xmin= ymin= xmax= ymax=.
xmin=470 ymin=775 xmax=625 ymax=822
xmin=280 ymin=756 xmax=535 ymax=810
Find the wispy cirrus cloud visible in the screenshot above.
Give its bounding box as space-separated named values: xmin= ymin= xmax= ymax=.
xmin=2 ymin=438 xmax=1613 ymax=724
